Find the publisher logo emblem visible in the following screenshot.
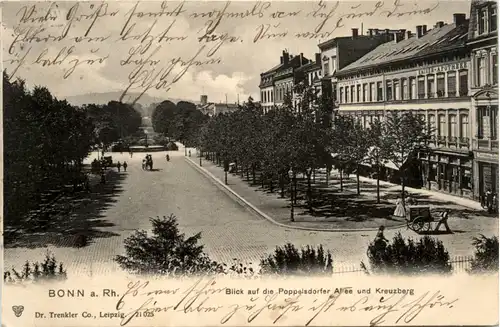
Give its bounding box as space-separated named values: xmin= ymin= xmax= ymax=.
xmin=12 ymin=305 xmax=24 ymax=317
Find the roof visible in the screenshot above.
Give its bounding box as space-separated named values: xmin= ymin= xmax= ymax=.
xmin=338 ymin=23 xmax=468 ymax=74
xmin=261 ymin=63 xmax=283 ymax=75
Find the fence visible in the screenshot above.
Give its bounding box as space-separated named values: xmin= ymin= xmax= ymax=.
xmin=332 ymin=255 xmax=475 ymax=275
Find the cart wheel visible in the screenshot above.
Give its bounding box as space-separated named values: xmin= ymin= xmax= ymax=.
xmin=425 ymin=222 xmax=432 ymax=232
xmin=411 ymin=217 xmax=424 ymax=232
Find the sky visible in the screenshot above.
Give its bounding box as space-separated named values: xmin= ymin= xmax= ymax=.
xmin=2 ymin=0 xmax=472 ymax=104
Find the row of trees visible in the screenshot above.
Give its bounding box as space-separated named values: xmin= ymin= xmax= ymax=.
xmin=195 ymin=83 xmax=431 ymax=211
xmin=151 ymin=100 xmax=208 ymax=147
xmin=4 ymin=72 xmax=142 ymax=228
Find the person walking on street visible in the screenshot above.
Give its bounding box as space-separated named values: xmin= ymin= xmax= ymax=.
xmin=393 ymin=197 xmax=406 ymax=218
xmin=117 ymin=161 xmax=121 ymax=172
xmin=123 ymin=161 xmax=128 ymax=172
xmin=130 ymin=151 xmax=133 ymax=158
xmin=188 ymin=150 xmax=191 ymax=157
xmin=486 ymin=189 xmax=493 ymax=213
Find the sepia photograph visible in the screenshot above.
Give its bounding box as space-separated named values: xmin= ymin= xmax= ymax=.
xmin=1 ymin=0 xmax=499 ymax=326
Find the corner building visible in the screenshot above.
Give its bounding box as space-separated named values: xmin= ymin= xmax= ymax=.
xmin=468 ymin=0 xmax=499 ymax=199
xmin=336 ymin=13 xmax=475 ymax=199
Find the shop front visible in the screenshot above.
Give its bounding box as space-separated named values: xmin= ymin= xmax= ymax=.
xmin=420 ymin=151 xmax=474 ymax=199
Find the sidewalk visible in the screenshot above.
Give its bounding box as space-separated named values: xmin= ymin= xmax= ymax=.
xmin=187 ymin=157 xmax=408 ymax=231
xmin=187 ymin=154 xmax=492 ymax=232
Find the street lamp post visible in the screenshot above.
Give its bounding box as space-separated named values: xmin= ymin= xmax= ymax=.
xmin=185 ymin=146 xmax=187 ymax=156
xmin=288 ymin=168 xmax=294 ymax=222
xmin=199 ymin=148 xmax=202 ymax=166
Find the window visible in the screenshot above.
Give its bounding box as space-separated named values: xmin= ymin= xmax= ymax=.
xmin=350 ymin=85 xmax=355 ymax=103
xmin=394 ymin=80 xmax=400 ymax=100
xmin=402 ymin=79 xmax=408 ymax=100
xmin=477 ymin=56 xmax=486 ymax=86
xmin=356 ymin=85 xmax=361 ymax=103
xmin=339 ymin=87 xmax=344 ymax=104
xmin=386 ymin=81 xmax=393 ymax=101
xmin=436 ymin=73 xmax=445 ymax=97
xmin=447 ymin=72 xmax=456 ymax=96
xmin=493 ymin=53 xmax=498 ymax=85
xmin=410 ymin=78 xmax=416 ymax=99
xmin=345 ymin=86 xmax=348 ymax=103
xmin=478 ymin=8 xmax=488 ymax=35
xmin=438 ymin=114 xmax=446 ymax=137
xmin=429 ymin=114 xmax=436 ymax=136
xmin=331 ymin=57 xmax=337 ymax=73
xmin=370 ymin=83 xmax=375 ymax=102
xmin=492 ymin=5 xmax=497 ymax=31
xmin=323 ymin=62 xmax=329 ymax=75
xmin=418 ymin=77 xmax=425 ymax=99
xmin=377 ymin=82 xmax=383 ymax=101
xmin=460 ymin=114 xmax=468 ymax=138
xmin=459 ymin=70 xmax=468 ymax=96
xmin=363 ymin=84 xmax=368 ymax=102
xmin=427 ymin=75 xmax=435 ymax=98
xmin=449 ymin=114 xmax=457 ymax=138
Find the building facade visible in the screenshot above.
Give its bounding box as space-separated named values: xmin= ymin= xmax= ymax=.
xmin=259 ymin=51 xmax=310 ymax=112
xmin=336 ymin=13 xmax=475 ymax=199
xmin=468 ymin=0 xmax=498 ymax=199
xmin=318 ymin=28 xmax=397 ymax=111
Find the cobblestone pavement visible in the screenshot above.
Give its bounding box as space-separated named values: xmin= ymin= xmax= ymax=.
xmin=4 ymin=148 xmax=498 ymax=277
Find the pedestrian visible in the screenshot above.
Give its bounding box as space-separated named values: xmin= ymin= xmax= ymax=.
xmin=117 ymin=161 xmax=121 ymax=172
xmin=123 ymin=161 xmax=128 ymax=172
xmin=130 ymin=151 xmax=133 ymax=158
xmin=375 ymin=226 xmax=389 ymax=244
xmin=189 ymin=150 xmax=191 ymax=157
xmin=486 ymin=189 xmax=493 ymax=213
xmin=142 ymin=159 xmax=146 ymax=170
xmin=435 ymin=209 xmax=452 ymax=233
xmin=393 ymin=197 xmax=406 ymax=218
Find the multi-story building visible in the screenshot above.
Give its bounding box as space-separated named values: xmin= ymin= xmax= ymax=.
xmin=259 ymin=51 xmax=311 ymax=112
xmin=336 ymin=13 xmax=474 ymax=199
xmin=318 ymin=28 xmax=396 ymax=109
xmin=197 ymin=95 xmax=239 ymax=117
xmin=468 ymin=0 xmax=498 ymax=199
xmin=293 ymin=53 xmax=322 ymax=108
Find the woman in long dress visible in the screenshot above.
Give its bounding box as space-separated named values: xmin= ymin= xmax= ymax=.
xmin=393 ymin=198 xmax=406 ymax=218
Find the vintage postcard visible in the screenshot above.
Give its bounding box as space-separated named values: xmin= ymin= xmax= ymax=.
xmin=1 ymin=0 xmax=499 ymax=326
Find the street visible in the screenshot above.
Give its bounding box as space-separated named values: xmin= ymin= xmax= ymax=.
xmin=4 ymin=147 xmax=498 ymax=277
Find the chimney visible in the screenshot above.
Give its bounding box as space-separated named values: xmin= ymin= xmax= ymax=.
xmin=422 ymin=25 xmax=427 ymax=35
xmin=352 ymin=28 xmax=359 ymax=38
xmin=315 ymin=53 xmax=321 ymax=64
xmin=280 ymin=56 xmax=284 ymax=64
xmin=385 ymin=28 xmax=390 ymax=35
xmin=406 ymin=30 xmax=412 ymax=39
xmin=435 ymin=21 xmax=445 ymax=28
xmin=416 ymin=25 xmax=423 ymax=38
xmin=394 ymin=31 xmax=404 ymax=43
xmin=368 ymin=28 xmax=373 ymax=37
xmin=283 ymin=51 xmax=290 ymax=65
xmin=300 ymin=53 xmax=303 ymax=66
xmin=200 ymin=95 xmax=208 ymax=106
xmin=453 ymin=13 xmax=467 ymax=26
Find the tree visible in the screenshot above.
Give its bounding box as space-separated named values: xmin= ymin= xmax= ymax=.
xmin=115 ymin=214 xmax=223 ymax=276
xmin=366 ymin=232 xmax=452 ymax=275
xmin=469 ymin=235 xmax=499 ymax=273
xmin=366 ymin=119 xmax=392 ymax=203
xmin=151 ymin=100 xmax=178 ymax=136
xmin=384 ymin=111 xmax=431 ymax=202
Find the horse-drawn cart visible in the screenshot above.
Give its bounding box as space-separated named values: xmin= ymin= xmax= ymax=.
xmin=406 ymin=205 xmax=451 ymax=233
